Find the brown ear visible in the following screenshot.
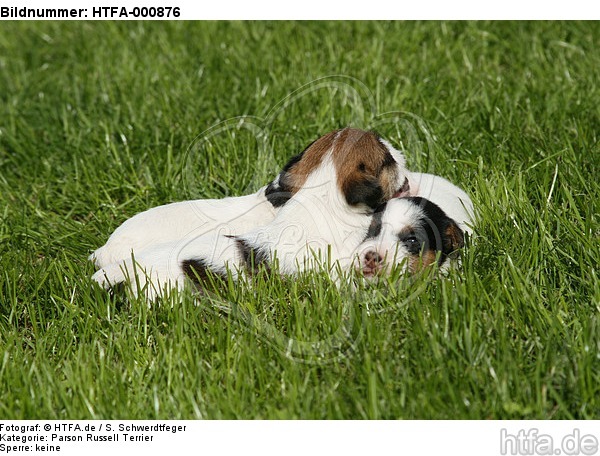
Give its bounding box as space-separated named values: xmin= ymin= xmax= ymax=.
xmin=443 ymin=221 xmax=465 ymax=254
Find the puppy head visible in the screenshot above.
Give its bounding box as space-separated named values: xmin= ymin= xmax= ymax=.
xmin=332 ymin=129 xmax=409 ymax=211
xmin=357 ymin=196 xmax=464 ymax=277
xmin=265 ymin=128 xmax=409 ymax=211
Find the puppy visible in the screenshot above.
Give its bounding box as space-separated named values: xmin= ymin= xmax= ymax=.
xmin=138 ymin=173 xmax=473 ymax=294
xmin=91 ymin=233 xmax=241 ymax=301
xmin=90 ymin=129 xmax=365 ymax=269
xmin=355 ymin=197 xmax=465 ymax=277
xmin=92 ymin=128 xmax=411 ymax=300
xmin=354 ymin=172 xmax=474 ymax=277
xmin=231 ymin=128 xmax=410 ymax=275
xmin=90 ymin=190 xmax=275 ymax=269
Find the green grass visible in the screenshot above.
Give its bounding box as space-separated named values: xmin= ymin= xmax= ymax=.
xmin=0 ymin=21 xmax=599 ymax=419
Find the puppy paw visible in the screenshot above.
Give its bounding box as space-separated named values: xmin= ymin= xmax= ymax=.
xmin=92 ymin=262 xmax=127 ymax=288
xmin=89 ymin=242 xmax=137 ymax=269
xmin=91 ymin=256 xmax=186 ymax=303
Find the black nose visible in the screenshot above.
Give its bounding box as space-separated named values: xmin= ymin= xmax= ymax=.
xmin=364 ymin=251 xmax=383 ymax=266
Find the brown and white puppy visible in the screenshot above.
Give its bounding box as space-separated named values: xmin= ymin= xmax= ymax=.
xmin=92 ymin=128 xmax=411 ymax=300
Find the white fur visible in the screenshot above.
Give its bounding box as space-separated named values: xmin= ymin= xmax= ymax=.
xmin=90 ymin=187 xmax=275 ymax=268
xmin=379 ymin=138 xmax=406 ymax=172
xmin=354 ymin=199 xmax=425 ymax=275
xmin=406 ymin=172 xmax=474 ymax=235
xmin=91 ymin=233 xmax=242 ymax=301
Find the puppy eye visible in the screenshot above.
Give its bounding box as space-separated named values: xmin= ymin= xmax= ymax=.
xmin=358 ymin=162 xmax=366 ymax=172
xmin=402 ymin=235 xmax=419 ymax=245
xmin=399 ymin=234 xmax=423 ymax=254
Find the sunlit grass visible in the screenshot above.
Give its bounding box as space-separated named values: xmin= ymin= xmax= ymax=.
xmin=0 ymin=21 xmax=598 ymax=419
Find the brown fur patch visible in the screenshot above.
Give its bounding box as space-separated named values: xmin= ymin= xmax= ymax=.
xmin=282 ymin=130 xmax=339 ymax=193
xmin=408 ymin=249 xmax=438 ymax=273
xmin=282 ymin=128 xmax=400 ymax=208
xmin=444 ymin=222 xmax=465 ymax=254
xmin=332 ymin=128 xmax=399 ymax=203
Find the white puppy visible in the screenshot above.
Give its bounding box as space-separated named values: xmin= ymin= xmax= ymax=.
xmin=354 ymin=172 xmax=474 ymax=277
xmin=92 ymin=128 xmax=411 ymax=300
xmin=91 ymin=233 xmax=240 ymax=301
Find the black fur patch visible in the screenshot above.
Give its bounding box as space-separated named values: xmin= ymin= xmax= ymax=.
xmin=181 ymin=258 xmax=213 ymax=287
xmin=264 ymin=151 xmax=305 ymax=207
xmin=402 ymin=197 xmax=465 ymax=264
xmin=398 ymin=229 xmax=425 ymax=255
xmin=344 ymin=177 xmax=384 ymax=210
xmin=381 ymin=148 xmax=397 ymax=168
xmin=234 ymin=238 xmax=270 ymax=274
xmin=281 ymin=150 xmax=306 ymax=173
xmin=365 ymin=203 xmax=387 ymax=239
xmin=264 ymin=182 xmax=292 ymax=207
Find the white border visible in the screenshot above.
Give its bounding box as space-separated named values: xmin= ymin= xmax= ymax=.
xmin=1 ymin=0 xmax=599 ymax=19
xmin=1 ymin=420 xmax=599 ymax=456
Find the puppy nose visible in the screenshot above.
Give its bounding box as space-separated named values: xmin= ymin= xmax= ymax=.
xmin=364 ymin=251 xmax=383 ymax=265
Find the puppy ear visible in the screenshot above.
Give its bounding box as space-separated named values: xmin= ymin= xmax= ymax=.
xmin=265 ymin=181 xmax=293 ymax=207
xmin=264 ymin=151 xmax=306 ymax=207
xmin=443 ymin=220 xmax=465 ymax=254
xmin=344 ymin=176 xmax=383 ymax=210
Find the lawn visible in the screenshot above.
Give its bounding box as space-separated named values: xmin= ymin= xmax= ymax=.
xmin=0 ymin=21 xmax=598 ymax=419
